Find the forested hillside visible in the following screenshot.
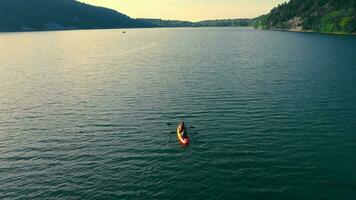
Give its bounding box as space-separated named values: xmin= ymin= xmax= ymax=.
xmin=253 ymin=0 xmax=356 ymax=33
xmin=0 ymin=0 xmax=150 ymax=31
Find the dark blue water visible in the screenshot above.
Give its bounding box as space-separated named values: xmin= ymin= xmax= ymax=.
xmin=0 ymin=28 xmax=355 ymax=199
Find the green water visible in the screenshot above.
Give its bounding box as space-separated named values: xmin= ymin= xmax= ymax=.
xmin=0 ymin=28 xmax=355 ymax=199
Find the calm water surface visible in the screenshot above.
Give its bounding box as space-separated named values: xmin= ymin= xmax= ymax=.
xmin=0 ymin=28 xmax=355 ymax=199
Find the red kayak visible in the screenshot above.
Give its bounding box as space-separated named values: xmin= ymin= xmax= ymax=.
xmin=177 ymin=125 xmax=190 ymax=146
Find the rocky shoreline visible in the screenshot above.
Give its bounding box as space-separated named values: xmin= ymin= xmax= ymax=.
xmin=258 ymin=27 xmax=356 ymax=36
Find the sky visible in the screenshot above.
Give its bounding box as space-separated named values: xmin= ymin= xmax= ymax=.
xmin=79 ymin=0 xmax=287 ymax=22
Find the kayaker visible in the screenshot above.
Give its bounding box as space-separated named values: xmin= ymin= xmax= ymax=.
xmin=179 ymin=122 xmax=187 ymax=139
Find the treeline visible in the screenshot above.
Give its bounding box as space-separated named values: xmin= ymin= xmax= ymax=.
xmin=0 ymin=0 xmax=150 ymax=32
xmin=195 ymin=19 xmax=251 ymax=27
xmin=137 ymin=19 xmax=194 ymax=27
xmin=1 ymin=0 xmax=355 ymax=34
xmin=252 ymin=0 xmax=356 ymax=33
xmin=139 ymin=18 xmax=251 ymax=28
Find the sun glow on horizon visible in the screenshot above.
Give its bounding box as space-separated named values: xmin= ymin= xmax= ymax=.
xmin=79 ymin=0 xmax=287 ymax=22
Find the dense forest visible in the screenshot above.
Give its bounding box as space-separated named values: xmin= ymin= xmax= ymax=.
xmin=253 ymin=0 xmax=356 ymax=33
xmin=0 ymin=0 xmax=151 ymax=31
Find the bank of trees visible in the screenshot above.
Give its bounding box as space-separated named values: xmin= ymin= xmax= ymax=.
xmin=0 ymin=0 xmax=150 ymax=31
xmin=253 ymin=0 xmax=356 ymax=33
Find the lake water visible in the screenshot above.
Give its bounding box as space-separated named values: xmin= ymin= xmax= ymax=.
xmin=0 ymin=28 xmax=355 ymax=199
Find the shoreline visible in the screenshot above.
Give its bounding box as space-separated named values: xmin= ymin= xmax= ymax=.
xmin=1 ymin=26 xmax=356 ymax=36
xmin=258 ymin=27 xmax=356 ymax=36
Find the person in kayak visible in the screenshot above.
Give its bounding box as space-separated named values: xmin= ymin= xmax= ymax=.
xmin=179 ymin=122 xmax=188 ymax=139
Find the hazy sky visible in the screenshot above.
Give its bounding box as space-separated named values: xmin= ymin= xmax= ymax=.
xmin=80 ymin=0 xmax=287 ymax=21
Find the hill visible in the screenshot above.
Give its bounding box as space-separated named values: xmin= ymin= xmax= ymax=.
xmin=0 ymin=0 xmax=151 ymax=32
xmin=252 ymin=0 xmax=356 ymax=33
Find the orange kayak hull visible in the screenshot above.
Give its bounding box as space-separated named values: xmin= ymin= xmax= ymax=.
xmin=177 ymin=127 xmax=190 ymax=146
